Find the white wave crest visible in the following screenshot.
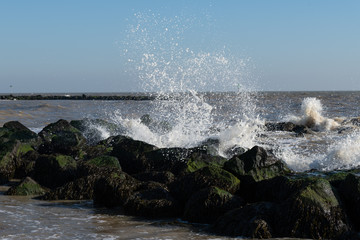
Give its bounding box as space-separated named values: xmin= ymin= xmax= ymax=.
xmin=286 ymin=97 xmax=340 ymax=131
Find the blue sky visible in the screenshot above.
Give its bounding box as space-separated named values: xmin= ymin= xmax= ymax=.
xmin=1 ymin=0 xmax=359 ymax=93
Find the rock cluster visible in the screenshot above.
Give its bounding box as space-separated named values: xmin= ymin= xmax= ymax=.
xmin=1 ymin=119 xmax=360 ymax=239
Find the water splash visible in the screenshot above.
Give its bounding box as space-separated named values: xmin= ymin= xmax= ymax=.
xmin=313 ymin=131 xmax=360 ymax=171
xmin=285 ymin=97 xmax=340 ymax=131
xmin=112 ymin=12 xmax=260 ymax=151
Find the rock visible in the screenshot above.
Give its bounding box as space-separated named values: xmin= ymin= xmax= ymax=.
xmin=33 ymin=154 xmax=78 ymax=189
xmin=265 ymin=122 xmax=297 ymax=132
xmin=183 ymin=186 xmax=245 ymax=224
xmin=41 ymin=174 xmax=99 ymax=200
xmin=2 ymin=121 xmax=39 ymax=142
xmin=0 ymin=122 xmax=39 ymax=183
xmin=93 ymin=171 xmax=141 ymax=208
xmin=105 ymin=135 xmax=157 ymax=174
xmin=338 ymin=174 xmax=360 ymax=231
xmin=132 ymin=171 xmax=175 ymax=185
xmin=38 ymin=119 xmax=87 ymax=158
xmin=223 ymin=146 xmax=291 ymax=182
xmin=197 ymin=137 xmax=220 ymax=156
xmin=214 ymin=177 xmax=351 ymax=239
xmin=211 ymin=202 xmax=275 ymax=238
xmin=280 ymin=178 xmax=350 ymax=239
xmin=123 ymin=181 xmax=181 ymax=218
xmin=223 ymin=145 xmax=246 ymax=159
xmin=86 ymin=155 xmax=121 ymax=170
xmin=144 ymin=147 xmax=226 ymax=176
xmin=5 ymin=177 xmax=46 ymax=196
xmin=170 ymin=165 xmax=240 ymax=204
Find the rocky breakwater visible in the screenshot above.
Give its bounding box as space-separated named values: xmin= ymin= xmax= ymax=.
xmin=1 ymin=119 xmax=360 ymax=239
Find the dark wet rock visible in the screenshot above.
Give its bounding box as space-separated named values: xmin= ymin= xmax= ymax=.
xmin=223 ymin=146 xmax=291 ymax=182
xmin=265 ymin=122 xmax=297 ymax=132
xmin=265 ymin=121 xmax=313 ymax=136
xmin=197 ymin=137 xmax=220 ymax=156
xmin=212 ymin=202 xmax=275 ymax=238
xmin=280 ymin=178 xmax=350 ymax=239
xmin=144 ymin=147 xmax=226 ymax=177
xmin=338 ymin=174 xmax=360 ymax=231
xmin=132 ymin=171 xmax=175 ymax=185
xmin=70 ymin=119 xmax=123 ymax=145
xmin=183 ymin=186 xmax=245 ymax=224
xmin=0 ymin=122 xmax=40 ymax=183
xmin=5 ymin=177 xmax=47 ymax=196
xmin=41 ymin=174 xmax=99 ymax=200
xmin=123 ymin=181 xmax=181 ymax=218
xmin=223 ymin=145 xmax=247 ymax=159
xmin=349 ymin=117 xmax=360 ymax=126
xmin=104 ymin=135 xmax=157 ymax=174
xmin=93 ymin=171 xmax=141 ymax=208
xmin=85 ymin=155 xmax=121 ymax=170
xmin=2 ymin=121 xmax=39 ymax=142
xmin=33 ymin=154 xmax=78 ymax=189
xmin=82 ymin=144 xmax=113 ymax=160
xmin=38 ymin=119 xmax=87 ymax=158
xmin=213 ymin=177 xmax=350 ymax=239
xmin=170 ymin=165 xmax=240 ymax=204
xmin=0 ymin=141 xmax=38 ymax=183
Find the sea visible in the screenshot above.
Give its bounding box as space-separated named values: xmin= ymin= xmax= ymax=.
xmin=1 ymin=91 xmax=360 ymax=239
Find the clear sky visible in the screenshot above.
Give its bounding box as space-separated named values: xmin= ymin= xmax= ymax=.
xmin=1 ymin=0 xmax=359 ymax=93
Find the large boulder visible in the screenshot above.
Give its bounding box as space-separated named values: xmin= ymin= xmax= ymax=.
xmin=223 ymin=146 xmax=291 ymax=182
xmin=104 ymin=135 xmax=157 ymax=174
xmin=211 ymin=202 xmax=276 ymax=239
xmin=5 ymin=177 xmax=46 ymax=196
xmin=143 ymin=147 xmax=226 ymax=176
xmin=132 ymin=171 xmax=175 ymax=185
xmin=170 ymin=165 xmax=240 ymax=204
xmin=32 ymin=154 xmax=78 ymax=189
xmin=38 ymin=119 xmax=87 ymax=158
xmin=41 ymin=174 xmax=99 ymax=200
xmin=123 ymin=181 xmax=181 ymax=218
xmin=93 ymin=171 xmax=141 ymax=208
xmin=183 ymin=186 xmax=245 ymax=224
xmin=0 ymin=122 xmax=39 ymax=183
xmin=212 ymin=177 xmax=351 ymax=239
xmin=338 ymin=173 xmax=360 ymax=231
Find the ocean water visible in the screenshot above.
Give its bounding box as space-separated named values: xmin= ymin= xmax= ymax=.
xmin=2 ymin=91 xmax=360 ymax=172
xmin=1 ymin=91 xmax=359 ymax=239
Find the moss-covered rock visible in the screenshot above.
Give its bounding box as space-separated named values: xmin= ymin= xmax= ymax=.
xmin=0 ymin=122 xmax=40 ymax=183
xmin=2 ymin=121 xmax=39 ymax=142
xmin=281 ymin=178 xmax=350 ymax=239
xmin=338 ymin=173 xmax=360 ymax=231
xmin=86 ymin=155 xmax=121 ymax=169
xmin=38 ymin=119 xmax=87 ymax=158
xmin=211 ymin=202 xmax=276 ymax=238
xmin=41 ymin=174 xmax=99 ymax=200
xmin=5 ymin=177 xmax=46 ymax=196
xmin=183 ymin=186 xmax=245 ymax=224
xmin=224 ymin=146 xmax=291 ymax=182
xmin=132 ymin=171 xmax=175 ymax=185
xmin=93 ymin=171 xmax=141 ymax=208
xmin=123 ymin=181 xmax=181 ymax=218
xmin=105 ymin=135 xmax=157 ymax=174
xmin=33 ymin=154 xmax=78 ymax=188
xmin=170 ymin=165 xmax=240 ymax=204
